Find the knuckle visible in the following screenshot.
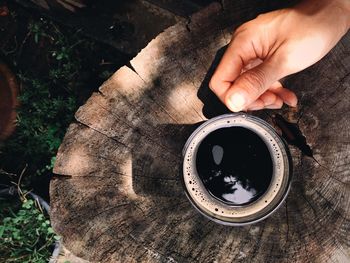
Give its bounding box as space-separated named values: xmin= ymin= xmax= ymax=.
xmin=233 ymin=17 xmax=260 ymax=37
xmin=233 ymin=24 xmax=246 ymax=36
xmin=232 ymin=22 xmax=251 ymax=39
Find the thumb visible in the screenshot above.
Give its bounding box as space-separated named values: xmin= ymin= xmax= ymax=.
xmin=224 ymin=60 xmax=282 ymax=112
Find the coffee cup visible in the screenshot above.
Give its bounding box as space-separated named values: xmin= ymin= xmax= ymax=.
xmin=182 ymin=113 xmax=292 ymax=225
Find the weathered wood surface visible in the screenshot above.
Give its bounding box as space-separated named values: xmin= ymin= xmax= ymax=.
xmin=50 ymin=1 xmax=350 ymax=262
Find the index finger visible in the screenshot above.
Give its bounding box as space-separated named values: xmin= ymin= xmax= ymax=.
xmin=209 ymin=34 xmax=256 ymax=102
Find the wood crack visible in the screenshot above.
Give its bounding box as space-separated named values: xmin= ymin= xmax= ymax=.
xmin=97 ymin=89 xmax=182 ymax=156
xmin=126 ymin=64 xmax=147 ymax=84
xmin=76 ymin=120 xmax=130 ymax=149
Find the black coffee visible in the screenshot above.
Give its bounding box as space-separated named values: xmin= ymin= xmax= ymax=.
xmin=196 ymin=127 xmax=273 ymax=206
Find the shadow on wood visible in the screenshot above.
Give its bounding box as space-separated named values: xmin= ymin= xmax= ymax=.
xmin=197 ymin=45 xmax=232 ymax=119
xmin=132 ymin=122 xmax=203 ymax=197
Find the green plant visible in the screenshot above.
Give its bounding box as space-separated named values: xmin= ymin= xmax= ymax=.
xmin=0 ymin=198 xmax=59 ymax=263
xmin=0 ymin=17 xmax=86 ymax=185
xmin=1 ymin=14 xmax=121 ymax=186
xmin=27 ymin=18 xmax=89 ymax=88
xmin=0 ymin=75 xmax=77 ymax=176
xmin=28 ymin=18 xmax=86 ymax=87
xmin=49 ymin=39 xmax=85 ymax=85
xmin=28 ymin=19 xmax=51 ymax=44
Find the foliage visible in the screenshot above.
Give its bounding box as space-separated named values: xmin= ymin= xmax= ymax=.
xmin=0 ymin=198 xmax=59 ymax=263
xmin=28 ymin=19 xmax=91 ymax=90
xmin=28 ymin=18 xmax=50 ymax=44
xmin=0 ymin=18 xmax=82 ymax=178
xmin=0 ymin=73 xmax=77 ymax=176
xmin=1 ymin=1 xmax=126 ymax=197
xmin=0 ymin=11 xmax=126 ymax=183
xmin=0 ymin=7 xmax=125 ymax=263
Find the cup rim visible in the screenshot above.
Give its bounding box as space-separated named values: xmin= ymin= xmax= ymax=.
xmin=181 ymin=113 xmax=293 ymax=226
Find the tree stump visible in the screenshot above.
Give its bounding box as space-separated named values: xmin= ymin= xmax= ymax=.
xmin=50 ymin=1 xmax=350 ymax=262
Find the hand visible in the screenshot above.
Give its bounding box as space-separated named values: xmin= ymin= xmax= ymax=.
xmin=209 ymin=0 xmax=350 ymax=112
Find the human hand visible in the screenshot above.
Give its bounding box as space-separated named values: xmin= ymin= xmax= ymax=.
xmin=209 ymin=0 xmax=350 ymax=112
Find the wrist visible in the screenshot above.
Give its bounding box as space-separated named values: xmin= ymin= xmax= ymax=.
xmin=298 ymin=0 xmax=350 ymax=33
xmin=331 ymin=0 xmax=350 ymax=32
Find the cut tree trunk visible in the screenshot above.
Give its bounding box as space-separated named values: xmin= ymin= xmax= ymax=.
xmin=50 ymin=1 xmax=350 ymax=262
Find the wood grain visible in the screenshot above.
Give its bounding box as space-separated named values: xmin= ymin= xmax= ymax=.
xmin=50 ymin=1 xmax=350 ymax=262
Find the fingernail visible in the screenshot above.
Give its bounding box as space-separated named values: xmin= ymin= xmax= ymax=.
xmin=265 ymin=104 xmax=282 ymax=109
xmin=228 ymin=92 xmax=246 ymax=112
xmin=248 ymin=106 xmax=261 ymax=111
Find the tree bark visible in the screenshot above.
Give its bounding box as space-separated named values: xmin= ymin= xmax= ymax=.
xmin=50 ymin=1 xmax=350 ymax=262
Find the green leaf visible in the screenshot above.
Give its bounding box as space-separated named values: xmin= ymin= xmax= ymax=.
xmin=47 ymin=227 xmax=54 ymax=234
xmin=0 ymin=226 xmax=5 ymax=238
xmin=22 ymin=200 xmax=34 ymax=209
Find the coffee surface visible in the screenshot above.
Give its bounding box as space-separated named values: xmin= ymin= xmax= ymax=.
xmin=196 ymin=127 xmax=273 ymax=206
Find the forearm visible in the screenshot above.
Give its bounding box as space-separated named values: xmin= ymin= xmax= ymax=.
xmin=333 ymin=0 xmax=350 ymax=31
xmin=297 ymin=0 xmax=350 ymax=33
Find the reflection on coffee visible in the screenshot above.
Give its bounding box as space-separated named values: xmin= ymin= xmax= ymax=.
xmin=196 ymin=127 xmax=272 ymax=206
